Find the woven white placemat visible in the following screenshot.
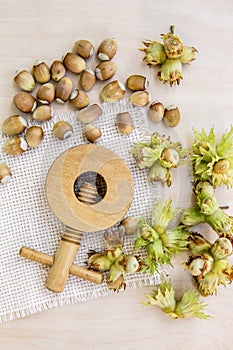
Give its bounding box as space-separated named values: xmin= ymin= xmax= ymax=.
xmin=0 ymin=99 xmax=165 ymax=323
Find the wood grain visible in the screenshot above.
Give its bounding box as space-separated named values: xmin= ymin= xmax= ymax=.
xmin=1 ymin=0 xmax=233 ymax=349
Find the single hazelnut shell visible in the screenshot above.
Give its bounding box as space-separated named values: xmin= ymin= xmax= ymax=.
xmin=25 ymin=126 xmax=44 ymax=148
xmin=95 ymin=61 xmax=117 ymax=81
xmin=14 ymin=70 xmax=35 ymax=92
xmin=32 ymin=61 xmax=50 ymax=83
xmin=0 ymin=163 xmax=12 ymax=185
xmin=77 ymin=104 xmax=103 ymax=124
xmin=70 ymin=89 xmax=89 ymax=109
xmin=52 ymin=121 xmax=73 ymax=140
xmin=80 ymin=69 xmax=96 ymax=91
xmin=120 ymin=216 xmax=139 ymax=235
xmin=37 ymin=83 xmax=55 ymax=104
xmin=163 ymin=105 xmax=180 ymax=127
xmin=73 ymin=39 xmax=94 ymax=59
xmin=56 ymin=77 xmax=73 ymax=103
xmin=32 ymin=105 xmax=53 ymax=122
xmin=13 ymin=92 xmax=37 ymax=113
xmin=148 ymin=101 xmax=165 ymax=122
xmin=2 ymin=115 xmax=27 ymax=136
xmin=50 ymin=60 xmax=66 ymax=82
xmin=129 ymin=91 xmax=150 ymax=106
xmin=97 ymin=38 xmax=117 ymax=61
xmin=100 ymin=80 xmax=125 ymax=103
xmin=126 ymin=75 xmax=148 ymax=91
xmin=63 ymin=52 xmax=86 ymax=74
xmin=3 ymin=136 xmax=28 ymax=156
xmin=116 ymin=112 xmax=134 ymax=135
xmin=84 ymin=124 xmax=102 ymax=143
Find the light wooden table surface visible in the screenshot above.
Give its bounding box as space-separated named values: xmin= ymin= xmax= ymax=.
xmin=1 ymin=1 xmax=233 ymax=349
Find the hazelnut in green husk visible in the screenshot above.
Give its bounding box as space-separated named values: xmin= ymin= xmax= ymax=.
xmin=181 ymin=181 xmax=233 ymax=236
xmin=140 ymin=25 xmax=197 ymax=86
xmin=184 ymin=233 xmax=233 ymax=296
xmin=192 ymin=126 xmax=233 ymax=188
xmin=131 ymin=133 xmax=189 ymax=186
xmin=145 ymin=280 xmax=210 ymax=319
xmin=134 ymin=199 xmax=189 ymax=274
xmin=87 ymin=227 xmax=139 ymax=292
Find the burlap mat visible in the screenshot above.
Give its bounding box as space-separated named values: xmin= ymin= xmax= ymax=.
xmin=0 ymin=100 xmax=164 ymax=323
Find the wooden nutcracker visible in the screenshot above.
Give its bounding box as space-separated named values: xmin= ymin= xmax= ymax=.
xmin=20 ymin=144 xmax=134 ymax=293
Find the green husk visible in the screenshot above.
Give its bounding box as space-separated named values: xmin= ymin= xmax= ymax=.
xmin=131 ymin=133 xmax=189 ymax=186
xmin=145 ymin=281 xmax=210 ymax=319
xmin=88 ymin=228 xmax=139 ymax=292
xmin=140 ymin=26 xmax=197 ymax=86
xmin=192 ymin=126 xmax=233 ymax=188
xmin=134 ymin=200 xmax=189 ymax=273
xmin=184 ymin=233 xmax=233 ymax=296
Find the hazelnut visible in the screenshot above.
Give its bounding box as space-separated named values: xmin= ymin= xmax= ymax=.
xmin=163 ymin=105 xmax=180 ymax=127
xmin=25 ymin=126 xmax=44 ymax=147
xmin=0 ymin=163 xmax=12 ymax=185
xmin=120 ymin=217 xmax=139 ymax=235
xmin=148 ymin=101 xmax=165 ymax=122
xmin=3 ymin=136 xmax=27 ymax=156
xmin=32 ymin=105 xmax=53 ymax=122
xmin=2 ymin=115 xmax=27 ymax=136
xmin=84 ymin=124 xmax=102 ymax=143
xmin=73 ymin=39 xmax=94 ymax=59
xmin=14 ymin=70 xmax=35 ymax=92
xmin=50 ymin=60 xmax=66 ymax=82
xmin=55 ymin=77 xmax=73 ymax=103
xmin=63 ymin=52 xmax=86 ymax=74
xmin=13 ymin=92 xmax=37 ymax=113
xmin=77 ymin=104 xmax=103 ymax=124
xmin=126 ymin=75 xmax=148 ymax=91
xmin=37 ymin=83 xmax=55 ymax=104
xmin=129 ymin=91 xmax=150 ymax=106
xmin=95 ymin=61 xmax=117 ymax=81
xmin=100 ymin=80 xmax=125 ymax=103
xmin=70 ymin=89 xmax=89 ymax=109
xmin=32 ymin=61 xmax=50 ymax=83
xmin=80 ymin=69 xmax=96 ymax=91
xmin=97 ymin=38 xmax=117 ymax=61
xmin=52 ymin=121 xmax=73 ymax=140
xmin=116 ymin=112 xmax=134 ymax=135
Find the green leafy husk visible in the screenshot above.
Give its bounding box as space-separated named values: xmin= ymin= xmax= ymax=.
xmin=145 ymin=280 xmax=210 ymax=319
xmin=134 ymin=200 xmax=189 ymax=273
xmin=131 ymin=133 xmax=189 ymax=186
xmin=140 ymin=26 xmax=197 ymax=86
xmin=192 ymin=126 xmax=233 ymax=188
xmin=88 ymin=228 xmax=139 ymax=292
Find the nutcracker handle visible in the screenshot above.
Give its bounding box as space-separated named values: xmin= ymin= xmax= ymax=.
xmin=20 ymin=246 xmax=103 ymax=285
